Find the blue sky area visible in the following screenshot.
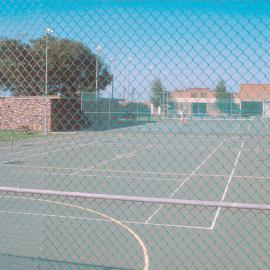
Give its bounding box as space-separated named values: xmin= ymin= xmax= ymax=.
xmin=1 ymin=0 xmax=270 ymax=100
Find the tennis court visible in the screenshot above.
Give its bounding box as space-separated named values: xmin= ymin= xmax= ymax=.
xmin=1 ymin=118 xmax=270 ymax=269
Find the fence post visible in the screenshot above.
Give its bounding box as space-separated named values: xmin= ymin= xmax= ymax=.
xmin=10 ymin=129 xmax=14 ymax=152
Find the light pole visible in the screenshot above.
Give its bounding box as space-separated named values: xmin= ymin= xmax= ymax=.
xmin=110 ymin=57 xmax=115 ymax=99
xmin=44 ymin=28 xmax=53 ymax=135
xmin=147 ymin=64 xmax=153 ymax=102
xmin=95 ymin=46 xmax=102 ymax=99
xmin=147 ymin=64 xmax=153 ymax=118
xmin=163 ymin=71 xmax=168 ymax=117
xmin=80 ymin=70 xmax=87 ymax=112
xmin=128 ymin=58 xmax=132 ymax=100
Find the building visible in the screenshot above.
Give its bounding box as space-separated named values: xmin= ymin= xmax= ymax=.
xmin=168 ymin=87 xmax=241 ymax=117
xmin=168 ymin=88 xmax=222 ymax=116
xmin=239 ymin=84 xmax=270 ymax=117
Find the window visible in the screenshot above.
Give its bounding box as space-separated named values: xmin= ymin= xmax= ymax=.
xmin=191 ymin=92 xmax=197 ymax=98
xmin=200 ymin=93 xmax=207 ymax=98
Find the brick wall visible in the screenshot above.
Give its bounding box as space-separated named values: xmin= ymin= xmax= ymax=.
xmin=240 ymin=84 xmax=270 ymax=101
xmin=170 ymin=88 xmax=215 ymax=99
xmin=0 ymin=96 xmax=63 ymax=132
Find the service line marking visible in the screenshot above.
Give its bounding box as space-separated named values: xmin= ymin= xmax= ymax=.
xmin=210 ymin=141 xmax=245 ymax=229
xmin=72 ymin=145 xmax=151 ymax=176
xmin=145 ymin=141 xmax=226 ymax=224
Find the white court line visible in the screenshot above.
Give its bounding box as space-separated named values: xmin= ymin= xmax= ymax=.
xmin=0 ymin=131 xmax=89 ymax=151
xmin=87 ymin=168 xmax=226 ymax=177
xmin=2 ymin=141 xmax=103 ymax=157
xmin=210 ymin=141 xmax=245 ymax=229
xmin=0 ymin=163 xmax=229 ymax=178
xmin=1 ymin=163 xmax=269 ymax=181
xmin=2 ymin=141 xmax=138 ymax=160
xmin=257 ymin=139 xmax=259 ymax=161
xmin=0 ymin=168 xmax=189 ymax=183
xmin=0 ymin=141 xmax=99 ymax=165
xmin=71 ymin=145 xmax=151 ymax=176
xmin=0 ymin=163 xmax=79 ymax=171
xmin=210 ymin=120 xmax=252 ymax=229
xmin=262 ymin=117 xmax=270 ymax=133
xmin=0 ymin=195 xmax=150 ymax=270
xmin=0 ymin=130 xmax=118 ymax=155
xmin=234 ymin=175 xmax=270 ymax=180
xmin=0 ymin=133 xmax=110 ymax=156
xmin=110 ymin=142 xmax=254 ymax=152
xmin=247 ymin=120 xmax=252 ymax=133
xmin=0 ymin=140 xmax=47 ymax=151
xmin=0 ymin=210 xmax=211 ymax=230
xmin=145 ymin=141 xmax=226 ymax=224
xmin=0 ymin=135 xmax=123 ymax=165
xmin=145 ymin=124 xmax=242 ymax=224
xmin=1 ymin=140 xmax=245 ymax=158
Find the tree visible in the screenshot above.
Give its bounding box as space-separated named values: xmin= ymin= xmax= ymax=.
xmin=215 ymin=79 xmax=240 ymax=116
xmin=151 ymin=78 xmax=165 ymax=108
xmin=215 ymin=79 xmax=231 ymax=115
xmin=0 ymin=37 xmax=112 ymax=96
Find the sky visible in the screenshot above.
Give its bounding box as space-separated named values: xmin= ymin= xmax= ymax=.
xmin=1 ymin=0 xmax=270 ymax=100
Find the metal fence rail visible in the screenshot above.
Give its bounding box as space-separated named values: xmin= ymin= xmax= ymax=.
xmin=1 ymin=186 xmax=270 ymax=211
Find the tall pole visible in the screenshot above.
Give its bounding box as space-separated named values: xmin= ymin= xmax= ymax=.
xmin=147 ymin=64 xmax=153 ymax=103
xmin=163 ymin=71 xmax=168 ymax=117
xmin=95 ymin=46 xmax=102 ymax=99
xmin=44 ymin=28 xmax=53 ymax=135
xmin=128 ymin=58 xmax=132 ymax=101
xmin=111 ymin=57 xmax=115 ymax=99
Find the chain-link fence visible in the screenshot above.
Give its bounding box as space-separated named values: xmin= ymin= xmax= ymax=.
xmin=1 ymin=1 xmax=270 ymax=269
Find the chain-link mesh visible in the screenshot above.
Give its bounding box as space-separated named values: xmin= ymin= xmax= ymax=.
xmin=1 ymin=1 xmax=270 ymax=269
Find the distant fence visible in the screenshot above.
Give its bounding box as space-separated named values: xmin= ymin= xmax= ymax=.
xmin=0 ymin=96 xmax=151 ymax=132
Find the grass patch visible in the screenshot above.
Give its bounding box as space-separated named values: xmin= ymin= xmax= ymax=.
xmin=0 ymin=129 xmax=42 ymax=142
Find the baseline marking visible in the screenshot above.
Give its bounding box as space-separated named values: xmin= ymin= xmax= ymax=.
xmin=0 ymin=209 xmax=212 ymax=230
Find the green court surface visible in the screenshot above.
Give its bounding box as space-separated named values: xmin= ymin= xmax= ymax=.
xmin=0 ymin=118 xmax=270 ymax=269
